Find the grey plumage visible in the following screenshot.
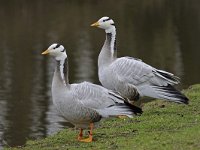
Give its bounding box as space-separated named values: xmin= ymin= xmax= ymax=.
xmin=91 ymin=16 xmax=189 ymax=105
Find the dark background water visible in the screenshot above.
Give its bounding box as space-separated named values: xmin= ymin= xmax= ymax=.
xmin=0 ymin=0 xmax=200 ymax=147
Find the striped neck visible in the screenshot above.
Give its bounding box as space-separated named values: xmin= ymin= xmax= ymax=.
xmin=98 ymin=26 xmax=117 ymax=68
xmin=105 ymin=26 xmax=117 ymax=58
xmin=56 ymin=58 xmax=69 ymax=87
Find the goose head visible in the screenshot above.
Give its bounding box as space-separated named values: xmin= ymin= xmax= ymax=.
xmin=91 ymin=16 xmax=115 ymax=33
xmin=41 ymin=43 xmax=67 ymax=61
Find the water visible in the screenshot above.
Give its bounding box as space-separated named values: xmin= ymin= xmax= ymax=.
xmin=0 ymin=0 xmax=200 ymax=147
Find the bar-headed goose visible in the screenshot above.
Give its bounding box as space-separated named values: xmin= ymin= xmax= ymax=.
xmin=91 ymin=16 xmax=189 ymax=105
xmin=41 ymin=43 xmax=142 ymax=142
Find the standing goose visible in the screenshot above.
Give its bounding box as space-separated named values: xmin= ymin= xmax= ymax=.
xmin=91 ymin=16 xmax=189 ymax=105
xmin=41 ymin=43 xmax=142 ymax=142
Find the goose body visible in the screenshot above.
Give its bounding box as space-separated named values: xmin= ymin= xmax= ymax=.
xmin=91 ymin=17 xmax=189 ymax=105
xmin=42 ymin=43 xmax=142 ymax=142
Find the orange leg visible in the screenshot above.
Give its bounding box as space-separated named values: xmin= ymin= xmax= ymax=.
xmin=79 ymin=123 xmax=93 ymax=143
xmin=77 ymin=128 xmax=83 ymax=140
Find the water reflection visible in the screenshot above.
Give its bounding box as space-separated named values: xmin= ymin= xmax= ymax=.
xmin=0 ymin=0 xmax=200 ymax=147
xmin=74 ymin=30 xmax=95 ymax=83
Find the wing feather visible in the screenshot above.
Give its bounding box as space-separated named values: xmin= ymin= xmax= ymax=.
xmin=110 ymin=57 xmax=180 ymax=87
xmin=70 ymin=82 xmax=125 ymax=109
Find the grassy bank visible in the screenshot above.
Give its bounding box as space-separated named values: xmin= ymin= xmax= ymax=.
xmin=6 ymin=84 xmax=200 ymax=150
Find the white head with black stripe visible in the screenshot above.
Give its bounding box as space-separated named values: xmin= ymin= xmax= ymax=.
xmin=41 ymin=43 xmax=67 ymax=61
xmin=91 ymin=16 xmax=115 ymax=33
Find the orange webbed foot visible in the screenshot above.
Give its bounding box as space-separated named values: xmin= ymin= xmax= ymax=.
xmin=77 ymin=123 xmax=94 ymax=143
xmin=79 ymin=134 xmax=92 ymax=143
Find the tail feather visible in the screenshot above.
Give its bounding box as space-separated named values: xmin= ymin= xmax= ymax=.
xmin=114 ymin=103 xmax=143 ymax=116
xmin=152 ymin=85 xmax=189 ymax=104
xmin=97 ymin=102 xmax=142 ymax=118
xmin=124 ymin=101 xmax=143 ymax=114
xmin=138 ymin=84 xmax=189 ymax=104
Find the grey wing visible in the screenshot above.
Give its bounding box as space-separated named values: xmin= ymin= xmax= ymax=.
xmin=108 ymin=57 xmax=189 ymax=104
xmin=71 ymin=82 xmax=143 ymax=118
xmin=110 ymin=57 xmax=180 ymax=87
xmin=70 ymin=82 xmax=126 ymax=109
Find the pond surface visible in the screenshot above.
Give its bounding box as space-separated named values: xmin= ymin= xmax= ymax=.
xmin=0 ymin=0 xmax=200 ymax=147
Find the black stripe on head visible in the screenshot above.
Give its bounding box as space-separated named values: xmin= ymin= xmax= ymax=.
xmin=103 ymin=18 xmax=111 ymax=22
xmin=53 ymin=44 xmax=61 ymax=49
xmin=61 ymin=48 xmax=65 ymax=52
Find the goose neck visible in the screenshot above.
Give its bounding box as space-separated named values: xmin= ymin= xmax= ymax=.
xmin=55 ymin=58 xmax=70 ymax=87
xmin=105 ymin=26 xmax=117 ymax=56
xmin=98 ymin=26 xmax=117 ymax=68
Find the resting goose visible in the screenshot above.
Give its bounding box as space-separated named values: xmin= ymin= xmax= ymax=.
xmin=41 ymin=43 xmax=142 ymax=142
xmin=91 ymin=16 xmax=189 ymax=105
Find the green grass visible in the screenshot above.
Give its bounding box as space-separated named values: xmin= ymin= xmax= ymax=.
xmin=6 ymin=84 xmax=200 ymax=150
